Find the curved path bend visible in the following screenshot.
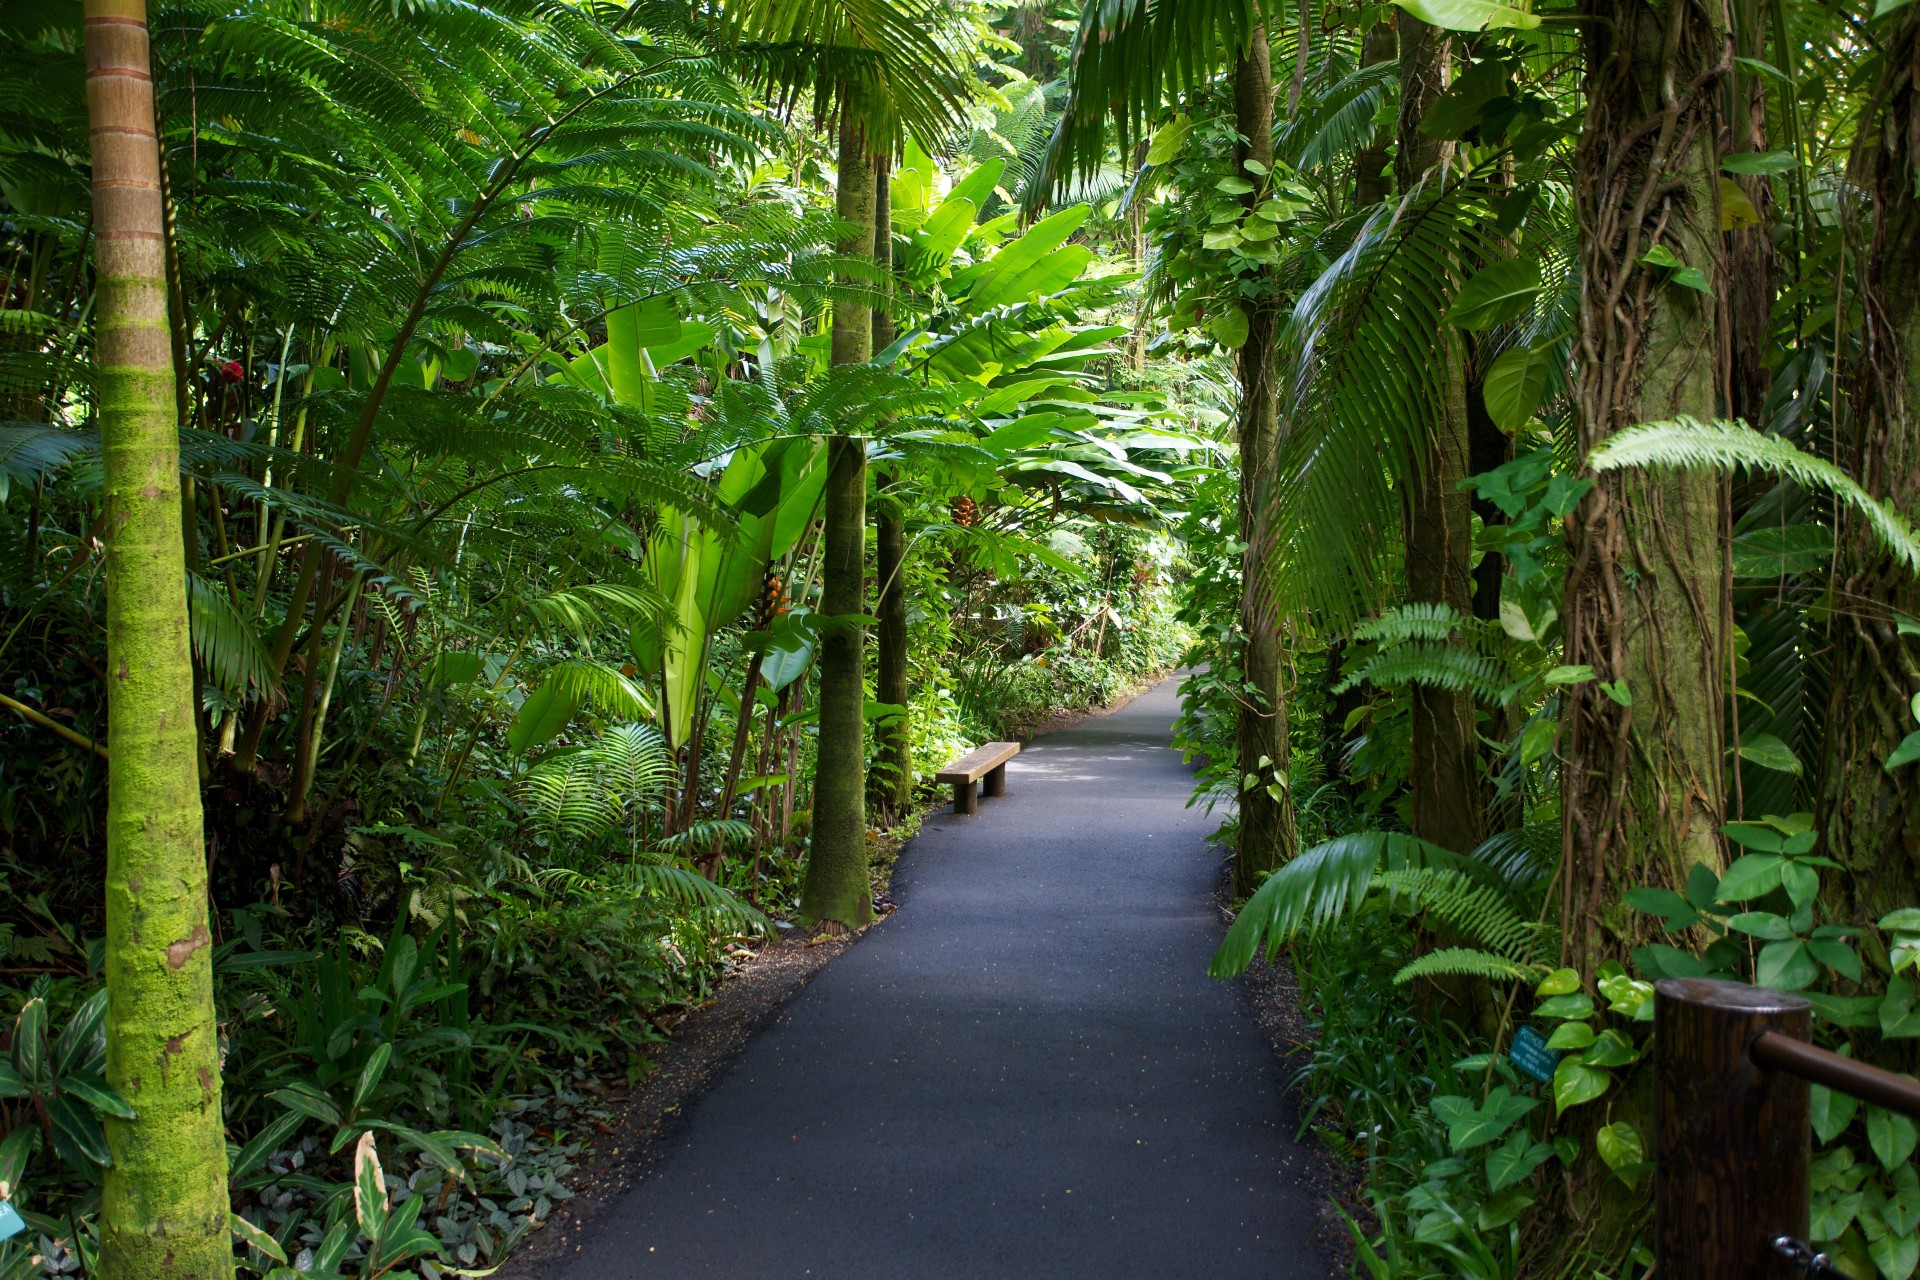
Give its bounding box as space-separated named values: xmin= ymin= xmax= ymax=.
xmin=555 ymin=678 xmax=1327 ymax=1278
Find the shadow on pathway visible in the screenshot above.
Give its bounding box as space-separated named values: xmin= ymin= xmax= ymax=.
xmin=550 ymin=677 xmax=1329 ymax=1278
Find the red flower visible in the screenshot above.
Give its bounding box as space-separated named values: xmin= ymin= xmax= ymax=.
xmin=220 ymin=361 xmax=245 ymax=383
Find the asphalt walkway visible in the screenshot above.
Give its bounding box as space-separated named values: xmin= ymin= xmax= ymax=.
xmin=556 ymin=677 xmax=1326 ymax=1278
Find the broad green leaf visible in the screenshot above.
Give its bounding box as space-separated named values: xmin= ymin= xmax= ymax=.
xmin=1391 ymin=0 xmax=1541 ymax=29
xmin=1756 ymin=939 xmax=1819 ymax=990
xmin=1595 ymin=1121 xmax=1645 ymax=1173
xmin=271 ymin=1082 xmax=343 ymax=1127
xmin=47 ymin=1093 xmax=111 ymax=1165
xmin=1145 ymin=115 xmax=1192 ymax=166
xmin=1485 ymin=1130 xmax=1555 ymax=1192
xmin=354 ymin=1132 xmax=389 ymax=1235
xmin=1544 ymin=1022 xmax=1594 ymax=1050
xmin=1484 ymin=340 xmax=1558 ymax=431
xmin=1870 ymin=1107 xmax=1919 ymax=1170
xmin=1721 ymin=150 xmax=1799 ymax=175
xmin=353 ymin=1042 xmax=392 ymax=1111
xmin=1552 ymin=1060 xmax=1611 ymax=1115
xmin=506 ymin=679 xmax=583 ymax=756
xmin=1535 ymin=968 xmax=1580 ymax=996
xmin=1209 ymin=307 xmax=1251 ymax=349
xmin=1535 ymin=993 xmax=1593 ymax=1018
xmin=1887 ymin=731 xmax=1920 ymax=772
xmin=1726 ymin=910 xmax=1794 ymax=940
xmin=1737 ymin=732 xmax=1803 ymax=775
xmin=1581 ymin=1029 xmax=1639 ymax=1068
xmin=1433 ymin=1086 xmax=1537 ymax=1150
xmin=11 ymin=999 xmax=45 ymax=1087
xmin=1889 ymin=1164 xmax=1920 ymax=1237
xmin=232 ymin=1213 xmax=289 ymax=1265
xmin=1447 ymin=259 xmax=1543 ymax=330
xmin=1866 ymin=1221 xmax=1918 ymax=1280
xmin=59 ymin=1075 xmax=135 ymax=1120
xmin=229 ymin=1108 xmax=306 ymax=1181
xmin=1714 ymin=853 xmax=1786 ymax=901
xmin=1812 ymin=1082 xmax=1861 ymax=1143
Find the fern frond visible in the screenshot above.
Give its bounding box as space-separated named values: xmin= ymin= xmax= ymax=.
xmin=622 ymin=863 xmax=768 ymax=936
xmin=1371 ymin=867 xmax=1535 ymax=959
xmin=1333 ymin=642 xmax=1507 ymax=700
xmin=1392 ymin=947 xmax=1537 ymax=986
xmin=1590 ymin=417 xmax=1920 ymax=576
xmin=1349 ymin=602 xmax=1465 ymax=645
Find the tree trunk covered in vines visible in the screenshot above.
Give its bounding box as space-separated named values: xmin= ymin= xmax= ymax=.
xmin=872 ymin=153 xmax=913 ymax=825
xmin=1397 ymin=16 xmax=1483 ymax=858
xmin=1562 ymin=0 xmax=1728 ymax=974
xmin=84 ymin=0 xmax=233 ymax=1272
xmin=801 ymin=101 xmax=875 ymax=928
xmin=1823 ymin=10 xmax=1920 ymax=926
xmin=1230 ymin=29 xmax=1299 ymax=898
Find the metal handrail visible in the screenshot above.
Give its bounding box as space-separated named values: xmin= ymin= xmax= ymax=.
xmin=1750 ymin=1029 xmax=1920 ymax=1119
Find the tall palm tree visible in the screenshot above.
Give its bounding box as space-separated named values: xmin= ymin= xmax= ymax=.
xmin=82 ymin=0 xmax=230 ymax=1271
xmin=719 ymin=0 xmax=971 ymax=927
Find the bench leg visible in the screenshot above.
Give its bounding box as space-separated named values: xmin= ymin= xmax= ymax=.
xmin=953 ymin=780 xmax=979 ymax=816
xmin=983 ymin=763 xmax=1007 ymax=798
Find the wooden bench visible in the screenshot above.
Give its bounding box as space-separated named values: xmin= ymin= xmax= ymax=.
xmin=935 ymin=741 xmax=1019 ymax=816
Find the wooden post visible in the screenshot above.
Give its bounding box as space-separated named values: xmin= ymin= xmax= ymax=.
xmin=983 ymin=763 xmax=1006 ymax=798
xmin=953 ymin=780 xmax=978 ymax=816
xmin=1655 ymin=978 xmax=1811 ymax=1280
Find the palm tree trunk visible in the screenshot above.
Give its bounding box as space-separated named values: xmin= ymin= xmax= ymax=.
xmin=800 ymin=101 xmax=876 ymax=929
xmin=1562 ymin=0 xmax=1729 ymax=972
xmin=84 ymin=0 xmax=232 ymax=1272
xmin=1230 ymin=27 xmax=1300 ymax=898
xmin=1823 ymin=10 xmax=1920 ymax=924
xmin=871 ymin=153 xmax=912 ymax=825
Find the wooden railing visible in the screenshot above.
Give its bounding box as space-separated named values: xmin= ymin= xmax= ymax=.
xmin=1657 ymin=978 xmax=1920 ymax=1278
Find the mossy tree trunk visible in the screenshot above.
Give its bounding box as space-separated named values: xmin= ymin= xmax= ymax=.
xmin=1395 ymin=17 xmax=1484 ymax=860
xmin=1230 ymin=28 xmax=1300 ymax=898
xmin=1823 ymin=10 xmax=1920 ymax=926
xmin=871 ymin=152 xmax=913 ymax=825
xmin=800 ymin=101 xmax=876 ymax=928
xmin=1562 ymin=0 xmax=1728 ymax=974
xmin=84 ymin=0 xmax=233 ymax=1272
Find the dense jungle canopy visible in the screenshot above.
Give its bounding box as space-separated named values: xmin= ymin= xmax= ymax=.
xmin=4 ymin=0 xmax=1920 ymax=1274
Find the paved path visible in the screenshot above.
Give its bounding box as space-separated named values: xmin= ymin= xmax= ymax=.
xmin=557 ymin=678 xmax=1326 ymax=1278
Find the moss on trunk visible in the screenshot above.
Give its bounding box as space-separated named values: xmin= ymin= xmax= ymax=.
xmin=84 ymin=0 xmax=233 ymax=1272
xmin=800 ymin=103 xmax=876 ymax=928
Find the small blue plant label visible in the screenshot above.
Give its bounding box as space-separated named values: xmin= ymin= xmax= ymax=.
xmin=1509 ymin=1025 xmax=1562 ymax=1083
xmin=0 ymin=1200 xmax=25 ymax=1242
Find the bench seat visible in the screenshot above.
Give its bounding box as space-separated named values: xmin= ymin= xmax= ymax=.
xmin=934 ymin=741 xmax=1019 ymax=815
